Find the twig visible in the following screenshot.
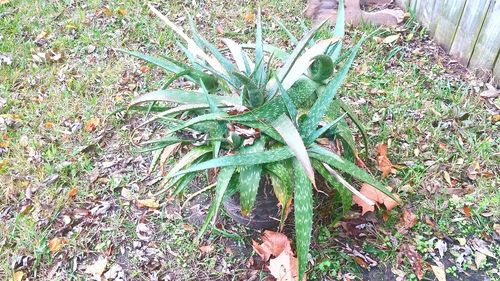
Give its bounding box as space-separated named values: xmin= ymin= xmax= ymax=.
xmin=181 ymin=183 xmax=216 ymax=210
xmin=322 ymin=163 xmax=375 ymax=206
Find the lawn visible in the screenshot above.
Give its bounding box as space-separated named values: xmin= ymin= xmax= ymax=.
xmin=0 ymin=0 xmax=498 ymax=280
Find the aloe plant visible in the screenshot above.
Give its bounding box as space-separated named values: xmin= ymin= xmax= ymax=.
xmin=122 ymin=2 xmax=396 ymax=280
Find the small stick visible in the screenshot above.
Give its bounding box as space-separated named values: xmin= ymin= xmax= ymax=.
xmin=322 ymin=163 xmax=375 ymax=206
xmin=181 ymin=183 xmax=216 ymax=210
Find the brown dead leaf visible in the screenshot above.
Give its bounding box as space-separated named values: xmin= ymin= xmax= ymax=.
xmin=400 ymin=244 xmax=426 ymax=280
xmin=397 ymin=210 xmax=418 ymax=233
xmin=354 ymin=256 xmax=369 ymax=269
xmin=139 ymin=66 xmax=150 ymax=73
xmin=268 ymin=251 xmax=299 ymax=281
xmin=244 ymin=10 xmax=255 ymax=23
xmin=67 ymin=187 xmax=78 ymax=198
xmin=48 ymin=237 xmax=68 ymax=252
xmin=0 ymin=0 xmax=11 ymax=4
xmin=353 ymin=183 xmax=398 ymax=215
xmin=84 ymin=117 xmax=100 ymax=132
xmin=85 ymin=257 xmax=108 ymax=280
xmin=44 ymin=121 xmax=54 ymax=129
xmin=13 ymin=271 xmax=24 ymax=281
xmin=252 ymin=230 xmax=293 ymax=262
xmin=199 ymin=245 xmax=214 ymax=253
xmin=375 ymin=143 xmax=393 ymax=178
xmin=117 ymin=8 xmax=127 ymax=16
xmin=463 ymin=204 xmax=471 ymax=218
xmin=136 ymin=198 xmax=160 ymax=209
xmin=480 ymin=83 xmax=499 ymax=98
xmin=216 ymin=25 xmax=224 ymax=34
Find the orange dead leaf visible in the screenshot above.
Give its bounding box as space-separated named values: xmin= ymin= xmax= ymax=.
xmin=117 ymin=8 xmax=127 ymax=16
xmin=244 ymin=10 xmax=255 ymax=23
xmin=354 ymin=256 xmax=369 ymax=269
xmin=84 ymin=117 xmax=100 ymax=132
xmin=397 ymin=209 xmax=418 ymax=230
xmin=13 ymin=271 xmax=24 ymax=281
xmin=136 ymin=198 xmax=160 ymax=209
xmin=252 ymin=230 xmax=293 ymax=262
xmin=353 ymin=183 xmax=399 ymax=215
xmin=199 ymin=244 xmax=214 ymax=253
xmin=376 ymin=143 xmax=393 ymax=178
xmin=44 ymin=121 xmax=54 ymax=129
xmin=139 ymin=66 xmax=150 ymax=73
xmin=463 ymin=204 xmax=471 ymax=218
xmin=48 ymin=237 xmax=68 ymax=252
xmin=67 ymin=187 xmax=78 ymax=198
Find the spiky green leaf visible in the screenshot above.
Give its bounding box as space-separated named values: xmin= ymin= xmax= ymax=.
xmin=238 ymin=137 xmax=265 ymax=215
xmin=129 ymin=89 xmax=240 ymax=107
xmin=293 ymin=159 xmax=313 ymax=281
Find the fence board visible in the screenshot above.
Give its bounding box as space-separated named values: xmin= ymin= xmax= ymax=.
xmin=449 ymin=0 xmax=491 ymax=66
xmin=432 ymin=0 xmax=467 ymax=51
xmin=468 ymin=0 xmax=500 ymax=72
xmin=414 ymin=0 xmax=437 ymax=28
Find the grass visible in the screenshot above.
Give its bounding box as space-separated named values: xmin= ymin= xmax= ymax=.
xmin=1 ymin=0 xmax=499 ymax=280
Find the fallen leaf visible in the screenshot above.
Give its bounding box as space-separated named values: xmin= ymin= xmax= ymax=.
xmin=85 ymin=257 xmax=108 ymax=280
xmin=435 ymin=239 xmax=447 ymax=258
xmin=268 ymin=251 xmax=299 ymax=281
xmin=44 ymin=121 xmax=54 ymax=129
xmin=117 ymin=8 xmax=127 ymax=16
xmin=252 ymin=230 xmax=293 ymax=262
xmin=84 ymin=117 xmax=100 ymax=132
xmin=354 ymin=256 xmax=369 ymax=269
xmin=463 ymin=204 xmax=471 ymax=218
xmin=199 ymin=245 xmax=214 ymax=253
xmin=13 ymin=271 xmax=24 ymax=281
xmin=443 ymin=171 xmax=452 ymax=187
xmin=216 ymin=25 xmax=224 ymax=34
xmin=400 ymin=244 xmax=426 ymax=280
xmin=375 ymin=143 xmax=393 ymax=178
xmin=67 ymin=187 xmax=78 ymax=198
xmin=353 ymin=183 xmax=398 ymax=215
xmin=0 ymin=159 xmax=9 ymax=169
xmin=139 ymin=66 xmax=149 ymax=73
xmin=431 ymin=264 xmax=446 ymax=281
xmin=397 ymin=209 xmax=418 ymax=230
xmin=19 ymin=135 xmax=29 ymax=147
xmin=0 ymin=0 xmax=11 ymax=5
xmin=382 ymin=34 xmax=400 ymax=44
xmin=474 ymin=252 xmax=487 ymax=268
xmin=136 ymin=223 xmax=152 ymax=241
xmin=244 ymin=10 xmax=255 ymax=23
xmin=494 ymin=224 xmax=500 ymax=236
xmin=479 ymin=83 xmax=499 ymax=98
xmin=136 ymin=198 xmax=159 ymax=209
xmin=48 ymin=237 xmax=68 ymax=252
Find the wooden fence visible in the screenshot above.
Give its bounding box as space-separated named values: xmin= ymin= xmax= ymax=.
xmin=397 ymin=0 xmax=500 ymax=83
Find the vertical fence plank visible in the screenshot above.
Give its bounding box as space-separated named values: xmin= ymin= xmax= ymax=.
xmin=432 ymin=0 xmax=467 ymax=52
xmin=494 ymin=58 xmax=500 ymax=85
xmin=449 ymin=0 xmax=491 ymax=66
xmin=415 ymin=0 xmax=437 ymax=28
xmin=468 ymin=1 xmax=500 ymax=73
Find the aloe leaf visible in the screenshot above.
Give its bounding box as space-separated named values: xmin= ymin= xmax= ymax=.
xmin=274 ymin=74 xmax=297 ymax=122
xmin=117 ymin=49 xmax=184 ymax=73
xmin=233 ymin=71 xmax=264 ymax=108
xmin=148 ymin=4 xmax=225 ymax=73
xmin=222 ymin=38 xmax=254 ymax=74
xmin=300 ymin=37 xmax=365 ymax=140
xmin=268 ymin=18 xmax=328 ymax=94
xmin=255 ymin=7 xmax=265 ymax=88
xmin=240 ymin=43 xmax=289 ymax=60
xmin=171 ymin=147 xmax=294 ymax=177
xmin=280 ymin=38 xmax=338 ymax=90
xmin=265 ymin=160 xmax=293 ymax=227
xmin=273 ymin=17 xmax=298 ymax=45
xmin=238 ymin=137 xmax=265 ymax=216
xmin=138 ymin=104 xmax=211 ymax=128
xmin=338 ymin=99 xmax=369 ymax=156
xmin=293 ymin=159 xmax=313 ymax=281
xmin=308 ymin=144 xmax=397 ymax=201
xmin=197 ymin=166 xmax=236 ymax=240
xmin=165 ymin=146 xmax=212 ymax=178
xmin=172 ymin=172 xmax=197 ymax=196
xmin=312 ymin=160 xmax=351 ymax=223
xmin=327 ymin=0 xmax=345 ymax=60
xmin=165 ymin=112 xmax=227 ymax=136
xmin=201 ymin=80 xmax=224 ymax=158
xmin=306 ymin=113 xmax=346 ymax=144
xmin=271 ymin=114 xmax=315 ymax=185
xmin=129 ymin=89 xmax=241 ymax=107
